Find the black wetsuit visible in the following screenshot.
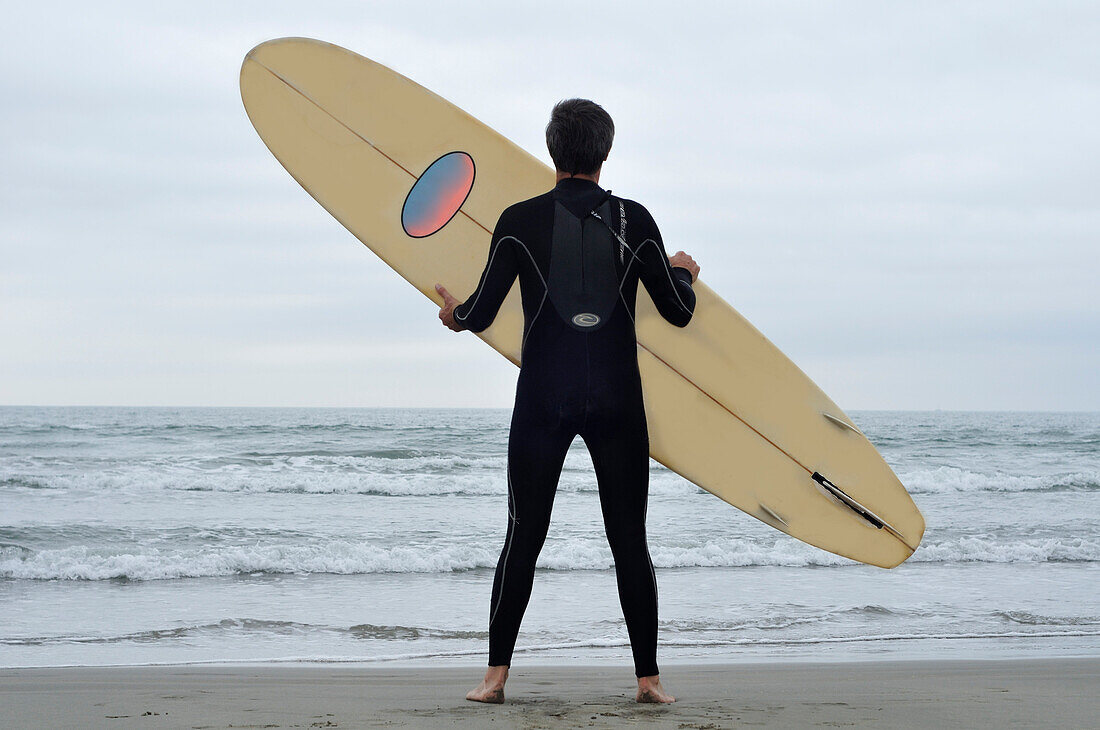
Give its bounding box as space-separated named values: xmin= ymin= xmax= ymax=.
xmin=453 ymin=177 xmax=696 ymax=678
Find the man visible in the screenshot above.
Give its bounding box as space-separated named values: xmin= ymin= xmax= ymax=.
xmin=434 ymin=99 xmax=699 ymax=705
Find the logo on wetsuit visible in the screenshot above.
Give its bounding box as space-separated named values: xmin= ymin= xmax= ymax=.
xmin=549 ymin=200 xmax=618 ymax=333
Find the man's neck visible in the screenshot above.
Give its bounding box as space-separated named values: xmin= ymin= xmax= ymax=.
xmin=555 ymin=170 xmax=600 ymax=184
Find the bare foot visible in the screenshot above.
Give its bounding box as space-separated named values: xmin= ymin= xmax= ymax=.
xmin=636 ymin=674 xmax=676 ymax=703
xmin=466 ymin=665 xmax=509 ymax=704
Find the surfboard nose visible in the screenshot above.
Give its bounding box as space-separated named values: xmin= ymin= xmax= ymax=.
xmin=244 ymin=37 xmax=330 ymax=64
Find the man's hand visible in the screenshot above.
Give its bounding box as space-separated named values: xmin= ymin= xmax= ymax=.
xmin=668 ymin=251 xmax=700 ymax=283
xmin=435 ymin=283 xmax=465 ymax=332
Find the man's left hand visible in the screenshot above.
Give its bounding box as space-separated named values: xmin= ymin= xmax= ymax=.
xmin=668 ymin=251 xmax=699 ymax=282
xmin=435 ymin=283 xmax=465 ymax=332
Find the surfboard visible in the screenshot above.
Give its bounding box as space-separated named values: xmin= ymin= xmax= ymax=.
xmin=240 ymin=37 xmax=925 ymax=568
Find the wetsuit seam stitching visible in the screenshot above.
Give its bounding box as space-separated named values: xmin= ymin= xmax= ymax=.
xmin=454 ymin=237 xmax=509 ymax=323
xmin=644 ymin=491 xmax=657 ymax=612
xmin=522 ymin=291 xmax=548 ymax=357
xmin=456 ymin=235 xmax=544 ymax=325
xmin=488 ymin=461 xmax=518 ymax=629
xmin=508 ymin=236 xmax=549 ymax=357
xmin=639 ymin=238 xmax=693 ymax=316
xmin=617 ymin=256 xmax=637 ymax=325
xmin=505 ymin=236 xmax=547 ymax=287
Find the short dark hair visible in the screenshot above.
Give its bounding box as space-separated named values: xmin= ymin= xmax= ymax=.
xmin=545 ymin=99 xmax=615 ymax=176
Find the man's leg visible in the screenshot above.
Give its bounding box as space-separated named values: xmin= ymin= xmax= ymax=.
xmin=581 ymin=405 xmax=660 ymax=680
xmin=469 ymin=406 xmax=574 ymax=704
xmin=486 ymin=406 xmax=575 ymax=668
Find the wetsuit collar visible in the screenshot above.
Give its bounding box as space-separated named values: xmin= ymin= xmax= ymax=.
xmin=552 ymin=177 xmax=611 ymax=218
xmin=553 ymin=177 xmax=603 ymax=192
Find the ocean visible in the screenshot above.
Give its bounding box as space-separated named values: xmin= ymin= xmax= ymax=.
xmin=1 ymin=407 xmax=1097 ymax=669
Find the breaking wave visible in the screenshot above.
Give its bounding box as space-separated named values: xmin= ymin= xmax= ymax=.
xmin=3 ymin=534 xmax=1097 ymax=581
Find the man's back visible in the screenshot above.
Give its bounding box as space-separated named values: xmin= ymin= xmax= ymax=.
xmin=454 ymin=177 xmax=696 ymax=403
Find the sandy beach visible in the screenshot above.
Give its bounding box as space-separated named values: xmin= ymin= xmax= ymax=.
xmin=1 ymin=658 xmax=1096 ymax=729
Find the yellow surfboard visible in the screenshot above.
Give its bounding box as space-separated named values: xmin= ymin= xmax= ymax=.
xmin=240 ymin=37 xmax=924 ymax=568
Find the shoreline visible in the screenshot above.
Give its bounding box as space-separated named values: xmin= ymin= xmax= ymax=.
xmin=2 ymin=647 xmax=1097 ymax=671
xmin=2 ymin=657 xmax=1097 ymax=728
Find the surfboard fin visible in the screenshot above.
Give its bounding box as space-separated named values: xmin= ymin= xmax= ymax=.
xmin=822 ymin=412 xmax=863 ymax=436
xmin=757 ymin=504 xmax=789 ymax=530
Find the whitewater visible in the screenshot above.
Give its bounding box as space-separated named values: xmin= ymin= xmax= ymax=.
xmin=1 ymin=407 xmax=1097 ymax=668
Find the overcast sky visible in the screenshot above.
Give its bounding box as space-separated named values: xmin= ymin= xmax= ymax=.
xmin=1 ymin=1 xmax=1097 ymax=409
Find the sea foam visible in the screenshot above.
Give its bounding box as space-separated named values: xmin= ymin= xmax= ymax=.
xmin=3 ymin=534 xmax=1097 ymax=581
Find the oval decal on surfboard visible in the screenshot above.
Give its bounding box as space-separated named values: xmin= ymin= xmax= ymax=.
xmin=401 ymin=151 xmax=475 ymax=238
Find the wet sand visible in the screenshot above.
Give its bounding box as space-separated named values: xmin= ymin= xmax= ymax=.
xmin=1 ymin=658 xmax=1097 ymax=728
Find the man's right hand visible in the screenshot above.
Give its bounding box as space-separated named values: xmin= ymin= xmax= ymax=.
xmin=668 ymin=251 xmax=699 ymax=283
xmin=435 ymin=283 xmax=466 ymax=332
